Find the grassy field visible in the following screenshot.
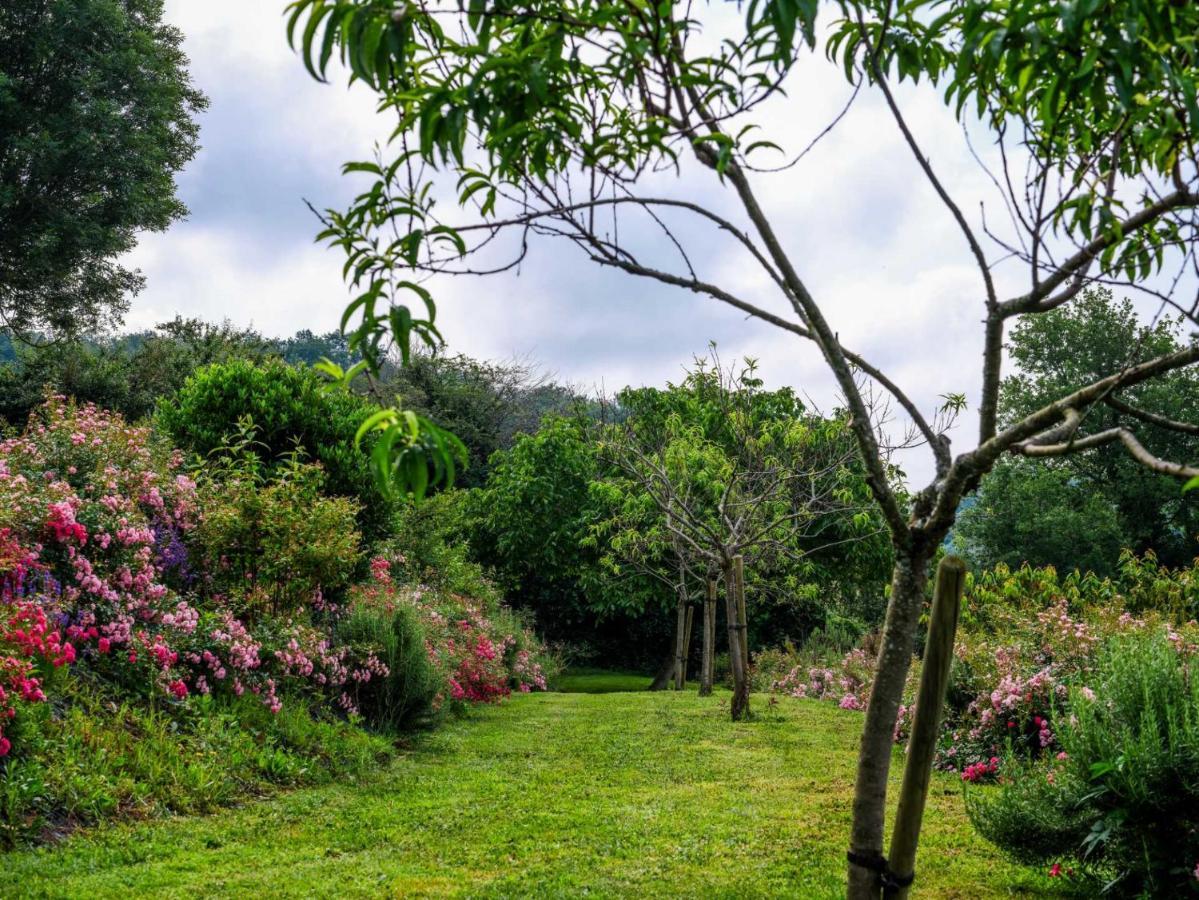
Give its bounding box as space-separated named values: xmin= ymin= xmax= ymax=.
xmin=1 ymin=677 xmax=1060 ymax=898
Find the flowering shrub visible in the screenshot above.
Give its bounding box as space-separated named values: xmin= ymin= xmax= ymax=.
xmin=762 ymin=553 xmax=1199 ymax=790
xmin=768 ymin=645 xmax=875 ymax=710
xmin=347 ymin=557 xmax=555 ymax=718
xmin=0 ymin=400 xmax=384 ymax=755
xmin=968 ymin=630 xmax=1199 ymax=895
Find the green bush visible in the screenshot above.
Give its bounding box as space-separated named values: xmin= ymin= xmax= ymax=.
xmin=969 ymin=631 xmax=1199 ymax=895
xmin=337 ymin=601 xmax=442 ymax=732
xmin=386 ymin=490 xmax=498 ymax=601
xmin=191 ymin=442 xmax=362 ymax=618
xmin=157 ymin=358 xmax=392 ymax=541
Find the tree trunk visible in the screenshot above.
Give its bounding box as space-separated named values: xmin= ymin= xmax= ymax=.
xmin=681 ymin=605 xmax=695 ymax=689
xmin=700 ymin=577 xmax=716 ymax=696
xmin=734 ymin=554 xmax=749 ymax=673
xmin=648 ymin=649 xmax=675 ymax=691
xmin=846 ymin=546 xmax=932 ymax=899
xmin=725 ymin=564 xmax=750 ymax=720
xmin=673 ymin=586 xmax=688 ymax=690
xmin=887 ymin=556 xmax=967 ymax=899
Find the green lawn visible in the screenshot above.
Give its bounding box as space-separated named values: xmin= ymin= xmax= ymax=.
xmin=1 ymin=679 xmax=1060 ymax=898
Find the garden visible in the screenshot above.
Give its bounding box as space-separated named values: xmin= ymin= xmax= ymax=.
xmin=4 ymin=0 xmax=1199 ymax=898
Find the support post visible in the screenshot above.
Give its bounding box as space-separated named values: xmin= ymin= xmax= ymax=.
xmin=700 ymin=578 xmax=716 ymax=696
xmin=681 ymin=605 xmax=694 ymax=688
xmin=725 ymin=562 xmax=749 ymax=720
xmin=734 ymin=554 xmax=749 ymax=672
xmin=885 ymin=555 xmax=967 ymax=899
xmin=673 ymin=586 xmax=687 ymax=691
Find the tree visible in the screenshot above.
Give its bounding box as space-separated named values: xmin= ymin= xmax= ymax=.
xmin=952 ymin=458 xmax=1127 ymax=577
xmin=468 ymin=415 xmax=664 ymax=655
xmin=0 ymin=318 xmax=274 ymax=425
xmin=956 ymin=289 xmax=1199 ymax=573
xmin=0 ymin=0 xmax=206 ymax=335
xmin=381 ymin=351 xmax=582 ymax=487
xmin=594 ymin=354 xmax=883 ymax=718
xmin=288 ymin=2 xmax=1199 ymax=895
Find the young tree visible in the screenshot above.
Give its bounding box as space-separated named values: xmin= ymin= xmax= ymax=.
xmin=594 ymin=355 xmax=880 ymax=718
xmin=0 ymin=0 xmax=207 ymax=335
xmin=289 ymin=2 xmax=1199 ymax=894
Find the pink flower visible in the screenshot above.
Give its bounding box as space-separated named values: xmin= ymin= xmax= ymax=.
xmin=1049 ymin=863 xmax=1062 ymax=878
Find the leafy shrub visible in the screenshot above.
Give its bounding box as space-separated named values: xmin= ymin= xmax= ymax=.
xmin=336 ymin=600 xmax=440 ymax=731
xmin=969 ymin=630 xmax=1199 ymax=895
xmin=190 ymin=426 xmax=362 ymax=619
xmin=157 ymin=358 xmax=392 ymax=541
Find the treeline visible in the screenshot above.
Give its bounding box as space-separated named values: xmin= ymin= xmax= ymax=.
xmin=0 ymin=319 xmax=584 ymax=489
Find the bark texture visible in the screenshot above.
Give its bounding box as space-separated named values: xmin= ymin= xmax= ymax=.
xmin=846 ymin=548 xmax=931 ymax=899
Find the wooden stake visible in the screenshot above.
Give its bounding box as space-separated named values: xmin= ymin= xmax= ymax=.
xmin=733 ymin=554 xmax=749 ymax=672
xmin=885 ymin=555 xmax=967 ymax=899
xmin=681 ymin=605 xmax=695 ymax=688
xmin=700 ymin=578 xmax=716 ymax=696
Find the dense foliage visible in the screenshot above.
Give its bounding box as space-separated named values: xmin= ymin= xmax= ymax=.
xmin=470 ymin=360 xmax=893 ymax=668
xmin=0 ymin=0 xmax=206 ymax=335
xmin=157 ymin=358 xmax=395 ymax=543
xmin=956 ymin=290 xmax=1199 ymax=575
xmin=0 ymin=396 xmax=554 ymax=845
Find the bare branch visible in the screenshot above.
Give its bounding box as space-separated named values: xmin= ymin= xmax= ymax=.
xmin=1015 ymin=426 xmax=1199 ymax=479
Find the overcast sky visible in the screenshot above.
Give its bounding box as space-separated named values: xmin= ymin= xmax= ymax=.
xmin=125 ymin=2 xmax=1105 ymax=488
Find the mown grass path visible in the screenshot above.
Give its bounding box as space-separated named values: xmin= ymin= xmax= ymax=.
xmin=2 ymin=682 xmax=1059 ymax=898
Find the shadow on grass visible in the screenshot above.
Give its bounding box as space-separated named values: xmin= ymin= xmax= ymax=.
xmin=554 ymin=668 xmax=655 ymax=693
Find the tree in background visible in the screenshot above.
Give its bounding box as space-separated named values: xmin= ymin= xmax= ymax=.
xmin=0 ymin=318 xmax=273 ymax=424
xmin=956 ymin=289 xmax=1199 ymax=575
xmin=467 ymin=415 xmax=665 ymax=659
xmin=289 ymin=0 xmax=1199 ymax=893
xmin=381 ymin=352 xmax=585 ymax=487
xmin=953 ymin=458 xmax=1127 ymax=577
xmin=0 ymin=0 xmax=206 ymax=335
xmin=594 ymin=354 xmax=884 ymax=718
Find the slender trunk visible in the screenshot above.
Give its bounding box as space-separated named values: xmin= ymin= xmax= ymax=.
xmin=734 ymin=554 xmax=749 ymax=673
xmin=725 ymin=564 xmax=750 ymax=720
xmin=673 ymin=584 xmax=688 ymax=691
xmin=887 ymin=556 xmax=967 ymax=899
xmin=681 ymin=605 xmax=695 ymax=689
xmin=846 ymin=546 xmax=932 ymax=899
xmin=648 ymin=649 xmax=675 ymax=691
xmin=700 ymin=577 xmax=716 ymax=696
